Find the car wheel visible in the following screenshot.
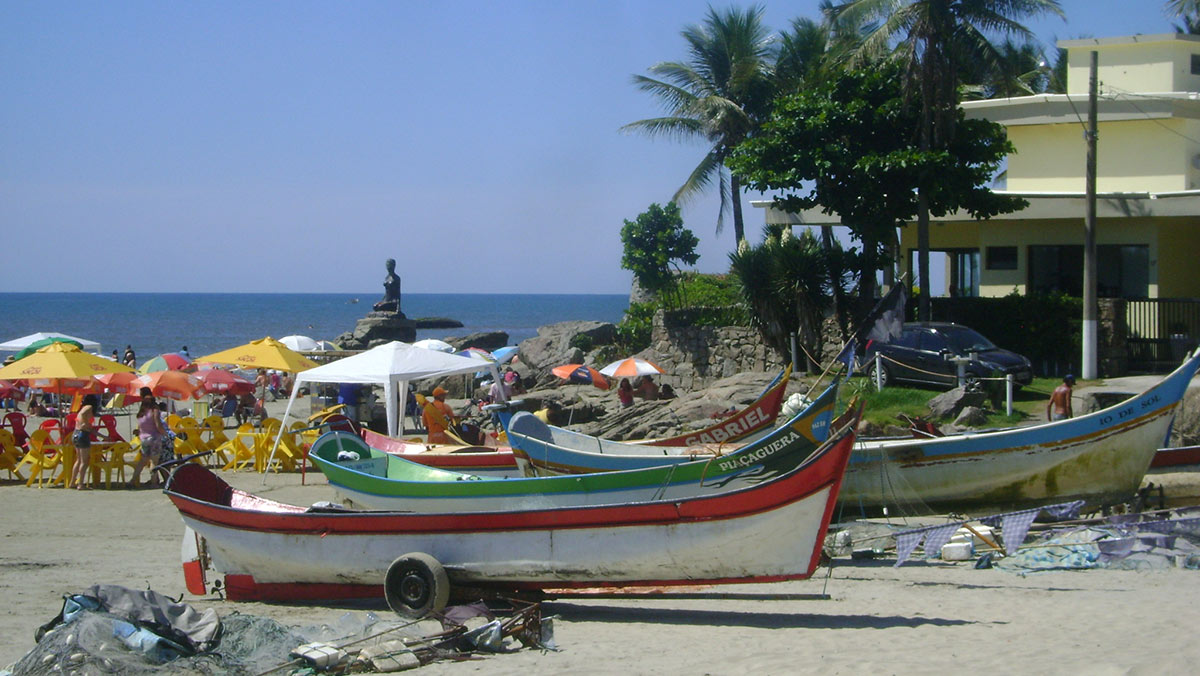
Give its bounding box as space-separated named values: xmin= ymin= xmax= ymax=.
xmin=385 ymin=552 xmax=450 ymax=619
xmin=867 ymin=361 xmax=892 ymax=388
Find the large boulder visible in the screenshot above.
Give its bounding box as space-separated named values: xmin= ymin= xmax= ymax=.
xmin=500 ymin=369 xmax=799 ymax=441
xmin=446 ymin=332 xmax=508 ymax=352
xmin=928 ymin=387 xmax=987 ymax=421
xmin=953 ymin=406 xmax=990 ymax=427
xmin=517 ymin=321 xmax=617 ymax=388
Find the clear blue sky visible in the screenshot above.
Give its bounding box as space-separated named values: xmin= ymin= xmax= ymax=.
xmin=0 ymin=1 xmax=1176 ymax=294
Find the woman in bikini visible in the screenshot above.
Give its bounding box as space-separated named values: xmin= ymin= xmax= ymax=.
xmin=69 ymin=394 xmax=99 ymax=490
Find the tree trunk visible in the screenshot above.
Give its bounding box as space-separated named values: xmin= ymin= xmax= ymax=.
xmin=820 ymin=225 xmax=847 ymax=332
xmin=731 ymin=173 xmax=746 ymax=245
xmin=917 ymin=191 xmax=931 ymax=321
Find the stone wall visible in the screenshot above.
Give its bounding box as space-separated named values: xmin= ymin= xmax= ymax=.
xmin=649 ymin=309 xmax=787 ymax=390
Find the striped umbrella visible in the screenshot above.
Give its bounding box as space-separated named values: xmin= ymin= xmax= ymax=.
xmin=599 ymin=357 xmax=665 ymax=378
xmin=551 ymin=364 xmax=609 ymax=390
xmin=139 ymin=352 xmax=194 ymax=374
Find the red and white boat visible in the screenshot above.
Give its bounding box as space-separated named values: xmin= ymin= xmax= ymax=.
xmin=168 ymin=410 xmax=857 ymax=615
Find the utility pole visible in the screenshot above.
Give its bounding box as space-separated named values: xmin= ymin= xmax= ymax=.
xmin=1082 ymin=51 xmax=1098 ymax=380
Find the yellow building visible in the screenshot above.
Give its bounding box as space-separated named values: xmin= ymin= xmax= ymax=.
xmin=753 ymin=32 xmax=1200 ymax=302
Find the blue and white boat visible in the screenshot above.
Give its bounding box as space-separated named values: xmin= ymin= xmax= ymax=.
xmin=840 ymin=349 xmax=1200 ymax=515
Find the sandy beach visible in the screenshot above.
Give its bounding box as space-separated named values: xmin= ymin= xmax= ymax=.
xmin=3 ymin=394 xmax=1200 ymax=674
xmin=2 ymin=464 xmax=1199 ymax=674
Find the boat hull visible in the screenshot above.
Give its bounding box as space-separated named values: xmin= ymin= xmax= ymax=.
xmin=309 ymin=395 xmax=852 ymax=513
xmin=510 ymin=379 xmax=838 ymax=477
xmin=168 ymin=422 xmax=856 ymax=602
xmin=361 ymin=429 xmax=518 ymax=477
xmin=841 ymin=351 xmax=1200 ymax=515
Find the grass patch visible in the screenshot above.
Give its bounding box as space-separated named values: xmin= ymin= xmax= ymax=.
xmin=840 ymin=375 xmax=1066 ymax=429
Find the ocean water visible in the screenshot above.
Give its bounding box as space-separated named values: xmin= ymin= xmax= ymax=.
xmin=0 ymin=293 xmax=628 ymax=360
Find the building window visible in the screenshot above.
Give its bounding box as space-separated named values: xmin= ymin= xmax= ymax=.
xmin=1192 ymin=54 xmax=1200 ymax=75
xmin=951 ymin=250 xmax=980 ymax=297
xmin=1028 ymin=244 xmax=1148 ymax=298
xmin=986 ymin=246 xmax=1018 ymax=270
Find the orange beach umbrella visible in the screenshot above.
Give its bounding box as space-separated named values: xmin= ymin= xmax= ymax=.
xmin=551 ymin=364 xmax=609 ymax=390
xmin=130 ymin=371 xmax=205 ymax=401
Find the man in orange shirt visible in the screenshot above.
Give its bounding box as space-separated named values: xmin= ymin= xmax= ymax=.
xmin=422 ymin=386 xmax=459 ymax=444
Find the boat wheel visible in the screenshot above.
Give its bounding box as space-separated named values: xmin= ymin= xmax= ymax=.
xmin=385 ymin=552 xmax=450 ymax=618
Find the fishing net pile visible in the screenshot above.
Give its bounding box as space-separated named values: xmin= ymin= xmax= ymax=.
xmin=6 ymin=586 xmax=553 ymax=675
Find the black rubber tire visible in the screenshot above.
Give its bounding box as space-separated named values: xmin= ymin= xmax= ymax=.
xmin=385 ymin=552 xmax=450 ymax=618
xmin=867 ymin=361 xmax=892 ymax=389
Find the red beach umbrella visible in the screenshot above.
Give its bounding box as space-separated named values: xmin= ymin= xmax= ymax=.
xmin=551 ymin=364 xmax=610 ymax=390
xmin=194 ymin=368 xmax=255 ymax=395
xmin=95 ymin=371 xmax=141 ymax=394
xmin=0 ymin=381 xmax=25 ymax=401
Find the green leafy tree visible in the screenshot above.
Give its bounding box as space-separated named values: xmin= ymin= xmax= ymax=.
xmin=729 ymin=228 xmax=835 ymax=364
xmin=622 ymin=5 xmax=775 ymax=247
xmin=730 ymin=62 xmax=1024 ymax=323
xmin=829 ymin=0 xmax=1064 ymax=320
xmin=620 ymin=202 xmax=700 ymax=309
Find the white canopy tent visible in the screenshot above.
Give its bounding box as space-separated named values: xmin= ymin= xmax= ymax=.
xmin=267 ymin=341 xmax=505 ymax=479
xmin=0 ymin=332 xmax=102 ymax=353
xmin=278 ymin=340 xmax=504 ymax=439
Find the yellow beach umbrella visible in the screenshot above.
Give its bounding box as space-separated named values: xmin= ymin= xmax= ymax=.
xmin=0 ymin=342 xmax=134 ymax=381
xmin=194 ymin=336 xmax=317 ymax=373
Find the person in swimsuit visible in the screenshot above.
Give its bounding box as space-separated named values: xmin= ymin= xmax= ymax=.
xmin=130 ymin=389 xmax=167 ymax=488
xmin=69 ymin=394 xmax=98 ymax=490
xmin=1046 ymin=374 xmax=1075 ymax=421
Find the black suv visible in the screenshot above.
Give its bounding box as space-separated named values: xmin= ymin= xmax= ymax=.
xmin=862 ymin=322 xmax=1033 ymax=389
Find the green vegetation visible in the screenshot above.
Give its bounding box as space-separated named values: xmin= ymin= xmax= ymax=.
xmin=619 ymin=202 xmax=700 ymax=307
xmin=622 ymin=6 xmax=776 ymax=246
xmin=830 ymin=0 xmax=1065 ymax=321
xmin=613 ymin=272 xmax=747 ymax=354
xmin=844 ymin=375 xmax=1068 ymax=429
xmin=730 ymin=60 xmax=1022 ymax=319
xmin=729 ymin=228 xmax=833 ymax=360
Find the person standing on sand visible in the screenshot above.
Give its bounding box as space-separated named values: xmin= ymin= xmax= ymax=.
xmin=130 ymin=388 xmax=167 ymax=488
xmin=123 ymin=345 xmax=136 ymax=368
xmin=1047 ymin=374 xmax=1075 ymax=421
xmin=422 ymin=387 xmax=458 ymax=444
xmin=69 ymin=394 xmax=98 ymax=490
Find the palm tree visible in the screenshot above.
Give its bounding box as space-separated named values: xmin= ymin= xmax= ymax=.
xmin=962 ymin=39 xmax=1053 ymax=99
xmin=729 ymin=227 xmax=834 ymax=366
xmin=829 ymin=0 xmax=1064 ymax=320
xmin=622 ymin=5 xmax=775 ymax=247
xmin=775 ymin=16 xmax=830 ymax=93
xmin=1167 ymin=0 xmax=1200 ymax=15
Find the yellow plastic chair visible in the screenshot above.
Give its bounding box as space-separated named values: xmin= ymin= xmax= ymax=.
xmin=217 ymin=423 xmax=259 ymax=472
xmin=0 ymin=429 xmax=26 ymax=481
xmin=91 ymin=441 xmax=134 ymax=489
xmin=201 ymin=416 xmax=232 ymax=466
xmin=258 ymin=418 xmax=297 ymax=473
xmin=19 ymin=429 xmax=63 ymax=488
xmin=169 ymin=416 xmax=208 ymax=464
xmin=49 ymin=442 xmax=77 ymax=488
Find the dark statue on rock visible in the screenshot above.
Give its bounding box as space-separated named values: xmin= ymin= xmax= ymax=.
xmin=373 ymin=258 xmax=403 ymax=315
